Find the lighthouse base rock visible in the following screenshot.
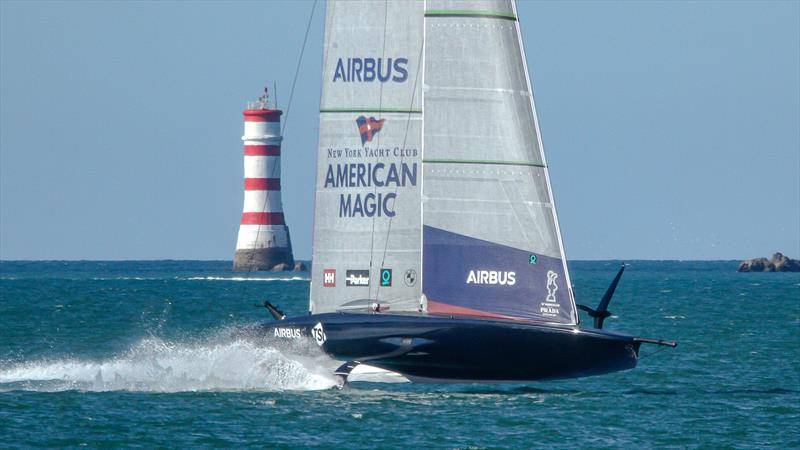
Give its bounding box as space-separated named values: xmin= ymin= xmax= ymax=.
xmin=233 ymin=247 xmax=296 ymax=272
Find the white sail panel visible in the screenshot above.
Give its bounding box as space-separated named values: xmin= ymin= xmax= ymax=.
xmin=320 ymin=1 xmax=423 ymax=113
xmin=310 ymin=0 xmax=424 ymax=314
xmin=422 ymin=0 xmax=577 ymax=323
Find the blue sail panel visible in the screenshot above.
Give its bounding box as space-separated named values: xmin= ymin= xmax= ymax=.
xmin=423 ymin=226 xmax=575 ymax=324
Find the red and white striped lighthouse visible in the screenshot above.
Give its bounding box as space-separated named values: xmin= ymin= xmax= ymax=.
xmin=233 ymin=89 xmax=295 ymax=271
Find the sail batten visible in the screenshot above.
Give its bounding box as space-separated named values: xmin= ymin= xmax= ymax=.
xmin=424 ymin=10 xmax=517 ymax=20
xmin=423 ymin=159 xmax=545 ymax=168
xmin=320 ymin=108 xmax=422 ymax=113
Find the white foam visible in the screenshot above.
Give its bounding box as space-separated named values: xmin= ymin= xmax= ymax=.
xmin=348 ymin=364 xmax=409 ymax=383
xmin=0 ymin=336 xmax=336 ymax=392
xmin=91 ymin=277 xmax=157 ymax=281
xmin=5 ymin=276 xmax=310 ymax=282
xmin=183 ymin=276 xmax=309 ymax=282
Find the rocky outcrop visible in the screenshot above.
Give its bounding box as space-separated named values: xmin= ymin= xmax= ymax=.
xmin=738 ymin=253 xmax=800 ymax=272
xmin=260 ymin=261 xmax=307 ymax=272
xmin=771 ymin=253 xmax=800 ymax=272
xmin=271 ymin=263 xmax=292 ymax=272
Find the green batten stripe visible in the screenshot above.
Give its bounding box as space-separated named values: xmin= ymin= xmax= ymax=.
xmin=320 ymin=108 xmax=422 ymax=114
xmin=423 ymin=159 xmax=545 ymax=168
xmin=424 ymin=10 xmax=517 ymax=21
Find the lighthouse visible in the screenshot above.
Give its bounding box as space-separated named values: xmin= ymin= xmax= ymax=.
xmin=233 ymin=88 xmax=295 ymax=271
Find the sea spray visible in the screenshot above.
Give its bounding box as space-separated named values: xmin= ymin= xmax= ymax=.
xmin=0 ymin=329 xmax=337 ymax=392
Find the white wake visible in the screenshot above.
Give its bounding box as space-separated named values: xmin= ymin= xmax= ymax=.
xmin=183 ymin=276 xmax=309 ymax=282
xmin=0 ymin=335 xmax=337 ymax=392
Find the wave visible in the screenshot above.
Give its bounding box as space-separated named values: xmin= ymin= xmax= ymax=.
xmin=90 ymin=277 xmax=162 ymax=281
xmin=0 ymin=334 xmax=336 ymax=392
xmin=1 ymin=276 xmax=309 ymax=282
xmin=183 ymin=276 xmax=309 ymax=282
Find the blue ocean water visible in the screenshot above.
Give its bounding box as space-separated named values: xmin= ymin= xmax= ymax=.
xmin=0 ymin=260 xmax=798 ymax=448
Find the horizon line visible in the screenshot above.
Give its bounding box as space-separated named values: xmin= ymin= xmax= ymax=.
xmin=0 ymin=258 xmax=760 ymax=263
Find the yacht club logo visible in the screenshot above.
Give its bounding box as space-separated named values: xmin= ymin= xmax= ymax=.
xmin=345 ymin=270 xmax=370 ymax=287
xmin=545 ymin=270 xmax=558 ymax=302
xmin=356 ymin=116 xmax=385 ymax=144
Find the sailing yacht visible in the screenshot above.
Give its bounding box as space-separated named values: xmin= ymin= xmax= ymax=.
xmin=260 ymin=0 xmax=674 ymax=385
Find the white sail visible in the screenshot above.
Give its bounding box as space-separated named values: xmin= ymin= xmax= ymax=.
xmin=420 ymin=0 xmax=577 ymax=323
xmin=311 ymin=0 xmax=577 ymax=324
xmin=310 ymin=0 xmax=424 ymax=313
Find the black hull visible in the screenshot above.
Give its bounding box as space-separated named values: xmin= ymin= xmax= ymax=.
xmin=260 ymin=313 xmax=640 ymax=382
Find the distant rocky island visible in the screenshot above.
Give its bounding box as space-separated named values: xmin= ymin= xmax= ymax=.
xmin=737 ymin=252 xmax=800 ymax=272
xmin=270 ymin=262 xmax=307 ymax=272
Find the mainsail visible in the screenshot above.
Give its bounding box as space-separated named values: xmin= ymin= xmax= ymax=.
xmin=310 ymin=0 xmax=424 ymax=313
xmin=311 ymin=0 xmax=577 ymax=325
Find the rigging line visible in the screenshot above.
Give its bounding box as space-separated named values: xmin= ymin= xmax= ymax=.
xmin=281 ymin=0 xmax=318 ymax=137
xmin=374 ymin=28 xmax=425 ymax=302
xmin=263 ymin=0 xmax=317 ymax=235
xmin=238 ymin=0 xmax=317 ymax=300
xmin=307 ymin=0 xmax=336 ymax=315
xmin=367 ymin=0 xmax=391 ymax=302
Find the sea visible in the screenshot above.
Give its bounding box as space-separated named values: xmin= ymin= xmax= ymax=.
xmin=0 ymin=260 xmax=797 ymax=448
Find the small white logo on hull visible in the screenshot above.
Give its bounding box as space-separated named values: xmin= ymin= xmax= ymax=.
xmin=273 ymin=328 xmax=303 ymax=339
xmin=312 ymin=322 xmax=326 ymax=346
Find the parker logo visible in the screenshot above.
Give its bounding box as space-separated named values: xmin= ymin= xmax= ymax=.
xmin=345 ymin=270 xmax=370 ymax=287
xmin=323 ymin=269 xmax=336 ymax=287
xmin=466 ymin=270 xmax=516 ymax=286
xmin=356 ymin=116 xmax=385 ymax=145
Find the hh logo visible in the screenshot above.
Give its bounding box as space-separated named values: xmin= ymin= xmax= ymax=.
xmin=323 ymin=269 xmax=336 ymax=287
xmin=356 ymin=116 xmax=385 ymax=145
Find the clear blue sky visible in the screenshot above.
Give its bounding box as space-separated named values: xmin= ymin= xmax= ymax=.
xmin=1 ymin=1 xmax=798 ymax=261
